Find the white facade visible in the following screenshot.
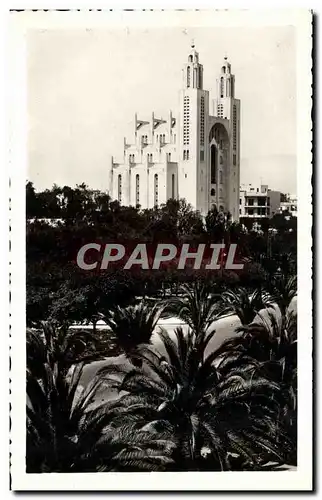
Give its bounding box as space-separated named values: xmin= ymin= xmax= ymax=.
xmin=280 ymin=195 xmax=297 ymax=217
xmin=109 ymin=45 xmax=241 ymax=219
xmin=239 ymin=184 xmax=270 ymax=218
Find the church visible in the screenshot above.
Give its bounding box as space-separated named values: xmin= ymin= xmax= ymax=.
xmin=108 ymin=44 xmax=241 ymax=220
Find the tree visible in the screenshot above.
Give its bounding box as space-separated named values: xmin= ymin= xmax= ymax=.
xmin=221 ymin=287 xmax=274 ymax=326
xmin=27 ymin=322 xmax=101 ymax=380
xmin=27 ymin=359 xmax=174 ymax=472
xmin=168 ymin=281 xmax=224 ymax=343
xmin=102 ymin=300 xmax=166 ymax=363
xmin=98 ymin=327 xmax=285 ymax=471
xmin=267 ymin=274 xmax=297 ymax=316
xmin=213 ymin=309 xmax=297 ymax=465
xmin=27 ymin=322 xmax=174 ymax=472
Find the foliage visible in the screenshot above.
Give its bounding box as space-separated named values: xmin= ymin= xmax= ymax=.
xmin=27 ymin=325 xmax=174 ymax=472
xmin=221 ymin=287 xmax=275 ymax=326
xmin=102 ymin=300 xmax=166 ymax=361
xmin=26 ymin=182 xmax=298 ymax=472
xmin=98 ymin=327 xmax=287 ymax=471
xmin=213 ymin=309 xmax=297 ymax=464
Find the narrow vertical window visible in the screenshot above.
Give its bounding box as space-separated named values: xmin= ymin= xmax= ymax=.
xmin=211 ymin=145 xmax=217 ymax=184
xmin=172 ymin=174 xmax=175 ymax=198
xmin=219 ymin=171 xmax=223 ymax=184
xmin=118 ymin=174 xmax=122 ymax=204
xmin=220 ymin=77 xmax=224 ymax=98
xmin=226 ymin=79 xmax=230 ymax=97
xmin=233 ymin=105 xmax=237 ymax=150
xmin=200 ymin=96 xmax=205 ymax=146
xmin=154 ymin=174 xmax=159 ymax=206
xmin=135 ymin=174 xmax=140 ymax=206
xmin=187 ymin=66 xmax=191 ymax=87
xmin=198 ymin=68 xmax=203 ymax=89
xmin=183 ymin=96 xmax=190 ymax=145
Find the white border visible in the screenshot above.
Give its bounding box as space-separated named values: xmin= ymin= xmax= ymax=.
xmin=9 ymin=9 xmax=313 ymax=491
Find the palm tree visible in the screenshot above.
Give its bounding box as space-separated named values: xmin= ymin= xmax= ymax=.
xmin=168 ymin=281 xmax=225 ymax=343
xmin=267 ymin=273 xmax=297 ymax=316
xmin=221 ymin=287 xmax=274 ymax=326
xmin=102 ymin=300 xmax=166 ymax=364
xmin=27 ymin=358 xmax=174 ymax=472
xmin=27 ymin=322 xmax=101 ymax=379
xmin=98 ymin=327 xmax=285 ymax=471
xmin=213 ymin=309 xmax=297 ymax=465
xmin=27 ymin=359 xmax=106 ymax=472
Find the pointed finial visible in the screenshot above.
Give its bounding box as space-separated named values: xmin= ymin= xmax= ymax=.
xmin=191 ymin=38 xmax=195 ymax=49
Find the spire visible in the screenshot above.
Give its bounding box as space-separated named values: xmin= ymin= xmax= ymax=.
xmin=183 ymin=42 xmax=203 ymax=90
xmin=218 ymin=55 xmax=235 ymax=98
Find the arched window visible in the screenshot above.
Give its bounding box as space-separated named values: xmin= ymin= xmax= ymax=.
xmin=183 ymin=150 xmax=186 ymax=160
xmin=188 ymin=55 xmax=193 ymax=63
xmin=154 ymin=174 xmax=159 ymax=206
xmin=172 ymin=174 xmax=175 ymax=198
xmin=187 ymin=66 xmax=191 ymax=87
xmin=219 ymin=204 xmax=224 ymax=211
xmin=156 ymin=134 xmax=159 ymax=142
xmin=210 ymin=188 xmax=215 ymax=196
xmin=186 ymin=150 xmax=189 ymax=160
xmin=211 ymin=145 xmax=217 ymax=184
xmin=118 ymin=174 xmax=122 ymax=204
xmin=220 ymin=77 xmax=224 ymax=98
xmin=220 ymin=156 xmax=223 ymax=164
xmin=163 ymin=134 xmax=166 ymax=143
xmin=222 ymin=66 xmax=226 ymax=73
xmin=219 ymin=171 xmax=223 ymax=184
xmin=168 ymin=153 xmax=171 ymax=162
xmin=136 ymin=174 xmax=140 ymax=206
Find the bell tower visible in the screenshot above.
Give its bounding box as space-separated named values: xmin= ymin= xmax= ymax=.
xmin=178 ymin=43 xmax=209 ymax=215
xmin=213 ymin=57 xmax=241 ymax=221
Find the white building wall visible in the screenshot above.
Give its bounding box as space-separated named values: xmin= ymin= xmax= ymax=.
xmin=109 ymin=49 xmax=241 ymax=218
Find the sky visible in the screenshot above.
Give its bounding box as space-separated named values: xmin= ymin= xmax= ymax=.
xmin=27 ymin=25 xmax=297 ymax=194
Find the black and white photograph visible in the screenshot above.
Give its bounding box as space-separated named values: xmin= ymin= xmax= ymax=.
xmin=9 ymin=9 xmax=312 ymax=491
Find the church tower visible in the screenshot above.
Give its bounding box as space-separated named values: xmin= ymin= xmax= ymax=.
xmin=178 ymin=44 xmax=210 ymax=215
xmin=212 ymin=57 xmax=241 ymax=220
